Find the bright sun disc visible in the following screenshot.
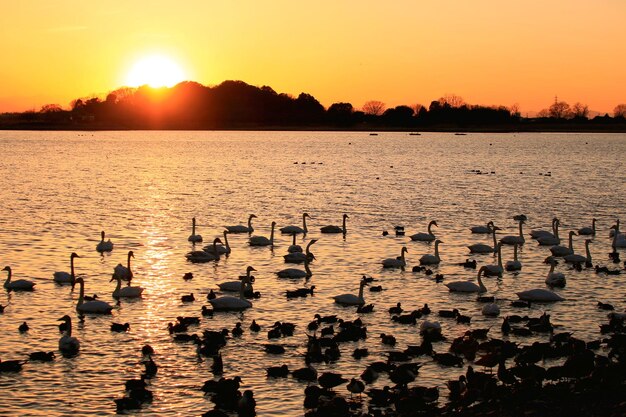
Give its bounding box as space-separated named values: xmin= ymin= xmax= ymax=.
xmin=125 ymin=55 xmax=186 ymax=88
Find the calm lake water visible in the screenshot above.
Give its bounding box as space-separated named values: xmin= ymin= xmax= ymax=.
xmin=0 ymin=131 xmax=624 ymax=416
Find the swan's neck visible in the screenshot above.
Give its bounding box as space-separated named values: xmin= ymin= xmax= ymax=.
xmin=591 ymin=219 xmax=596 ymax=233
xmin=477 ymin=271 xmax=487 ymax=292
xmin=248 ymin=216 xmax=253 ymax=231
xmin=192 ymin=219 xmax=196 ymax=235
xmin=223 ymin=232 xmax=230 ymax=250
xmin=127 ymin=254 xmax=132 ymax=272
xmin=303 ymin=215 xmax=308 ymax=233
xmin=548 ymin=263 xmax=556 ymax=276
xmin=358 ymin=282 xmax=365 ymax=300
xmin=270 ymin=224 xmax=275 ymax=244
xmin=114 ymin=277 xmax=122 ymax=293
xmin=101 ymin=232 xmax=105 ymax=243
xmin=400 ymin=249 xmax=406 ymax=262
xmin=496 ymin=245 xmax=502 ymax=267
xmin=518 ymin=221 xmax=524 ymax=237
xmin=342 ymin=216 xmax=347 ymax=234
xmin=585 ymin=241 xmax=592 ymax=262
xmin=554 ymin=221 xmax=560 ymax=239
xmin=292 ymin=234 xmax=296 ymax=246
xmin=70 ymin=257 xmax=76 ymax=281
xmin=568 ymin=233 xmax=574 ymax=250
xmin=513 ymin=245 xmax=518 ymax=261
xmin=77 ymin=282 xmax=85 ymax=307
xmin=428 ymin=222 xmax=434 ymax=235
xmin=65 ymin=319 xmax=72 ymax=337
xmin=491 ymin=229 xmax=498 ymax=248
xmin=305 ymin=261 xmax=312 ymax=277
xmin=4 ymin=269 xmax=11 ymax=286
xmin=434 ymin=242 xmax=440 ymax=258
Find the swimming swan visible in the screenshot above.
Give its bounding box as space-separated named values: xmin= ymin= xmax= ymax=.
xmin=544 ymin=259 xmax=566 ymax=287
xmin=516 ymin=288 xmax=564 ymax=302
xmin=3 ymin=266 xmax=36 ymax=291
xmin=111 ymin=275 xmax=144 ymax=298
xmin=249 ymin=222 xmax=276 ymax=246
xmin=112 ymin=251 xmax=134 ymax=282
xmin=188 ymin=217 xmax=203 ymax=243
xmin=550 ymin=231 xmax=576 ymax=257
xmin=563 ymin=239 xmax=592 ymax=264
xmin=333 ymin=277 xmax=368 ymax=305
xmin=531 ymin=217 xmax=559 ymax=240
xmin=611 ymin=225 xmax=626 ymax=248
xmin=58 ymin=315 xmax=80 ymax=355
xmin=484 ymin=242 xmax=503 ymax=276
xmin=577 ymin=218 xmax=596 ymax=236
xmin=280 ymin=213 xmax=311 ymax=234
xmin=75 ymin=278 xmax=113 ymax=314
xmin=505 ymin=243 xmax=522 ymax=271
xmin=500 ymin=219 xmax=525 ymax=245
xmin=287 ymin=233 xmax=303 ymax=253
xmin=537 ymin=219 xmax=561 ymax=245
xmin=410 ymin=220 xmax=438 ymax=242
xmin=96 ymin=231 xmax=114 ymax=252
xmin=204 ymin=231 xmax=231 ymax=255
xmin=382 ymin=247 xmax=408 ymax=268
xmin=53 ymin=252 xmax=80 ymax=286
xmin=321 ymin=214 xmax=348 ymax=234
xmin=284 ymin=239 xmax=317 ymax=263
xmin=225 ymin=214 xmax=257 ymax=234
xmin=209 ymin=279 xmax=253 ymax=311
xmin=276 ymin=257 xmax=313 ymax=279
xmin=186 ymin=238 xmax=222 ymax=262
xmin=419 ymin=240 xmax=442 ymax=265
xmin=468 ymin=225 xmax=499 ymax=254
xmin=218 ymin=266 xmax=256 ymax=291
xmin=445 ymin=266 xmax=488 ymax=293
xmin=470 ymin=221 xmax=494 ymax=234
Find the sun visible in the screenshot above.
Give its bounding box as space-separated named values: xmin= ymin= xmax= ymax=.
xmin=125 ymin=55 xmax=186 ymax=88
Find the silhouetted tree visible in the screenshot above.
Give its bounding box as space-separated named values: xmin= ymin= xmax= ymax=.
xmin=40 ymin=104 xmax=63 ymax=113
xmin=438 ymin=94 xmax=465 ymax=108
xmin=549 ymin=100 xmax=571 ymax=119
xmin=327 ymin=102 xmax=354 ymax=126
xmin=362 ymin=100 xmax=386 ymax=116
xmin=571 ymin=102 xmax=589 ymax=119
xmin=382 ymin=105 xmax=414 ymax=126
xmin=614 ymin=104 xmax=626 ymax=119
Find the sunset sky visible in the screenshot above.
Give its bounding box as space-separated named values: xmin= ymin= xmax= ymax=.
xmin=0 ymin=0 xmax=624 ymax=114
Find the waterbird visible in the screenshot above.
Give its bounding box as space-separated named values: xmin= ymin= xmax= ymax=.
xmin=320 ymin=213 xmax=348 ymax=234
xmin=333 ymin=277 xmax=368 ymax=305
xmin=3 ymin=266 xmax=36 ymax=291
xmin=53 ymin=252 xmax=80 ymax=285
xmin=280 ymin=212 xmax=310 ymax=234
xmin=74 ymin=278 xmax=113 ymax=314
xmin=58 ymin=315 xmax=80 ymax=355
xmin=445 ymin=266 xmax=488 ymax=293
xmin=249 ymin=221 xmax=276 ymax=246
xmin=224 ymin=214 xmax=256 ymax=234
xmin=419 ymin=240 xmax=442 ymax=265
xmin=188 ymin=217 xmax=203 ymax=242
xmin=96 ymin=230 xmax=114 ymax=252
xmin=410 ymin=220 xmax=438 ymax=241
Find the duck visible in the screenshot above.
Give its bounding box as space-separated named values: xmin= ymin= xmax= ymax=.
xmin=276 ymin=257 xmax=313 ymax=279
xmin=500 ymin=219 xmax=525 ymax=245
xmin=382 ymin=246 xmax=408 ymax=268
xmin=218 ymin=266 xmax=257 ymax=291
xmin=419 ymin=240 xmax=442 ymax=265
xmin=74 ymin=278 xmax=113 ymax=314
xmin=320 ymin=213 xmax=348 ymax=234
xmin=516 ymin=288 xmax=565 ymax=302
xmin=470 ymin=221 xmax=494 ymax=234
xmin=280 ymin=213 xmax=311 ymax=234
xmin=545 ymin=258 xmax=566 ymax=287
xmin=53 ymin=252 xmax=80 ymax=286
xmin=224 ymin=214 xmax=256 ymax=234
xmin=111 ymin=275 xmax=144 ymax=298
xmin=188 ymin=217 xmax=203 ymax=243
xmin=333 ymin=277 xmax=368 ymax=305
xmin=203 ymin=231 xmax=232 ymax=255
xmin=3 ymin=266 xmax=36 ymax=291
xmin=249 ymin=222 xmax=276 ymax=246
xmin=29 ymin=351 xmax=55 ymax=362
xmin=111 ymin=322 xmax=130 ymax=332
xmin=550 ymin=231 xmax=576 ymax=257
xmin=531 ymin=217 xmax=559 ymax=240
xmin=209 ymin=279 xmax=253 ymax=311
xmin=505 ymin=243 xmax=522 ymax=271
xmin=19 ymin=321 xmax=29 ymax=332
xmin=388 ymin=302 xmax=403 ymax=315
xmin=468 ymin=224 xmax=500 ymax=254
xmin=112 ymin=250 xmax=134 ymax=282
xmin=96 ymin=230 xmax=114 ymax=252
xmin=58 ymin=315 xmax=80 ymax=355
xmin=445 ymin=266 xmax=488 ymax=293
xmin=284 ymin=239 xmax=317 ymax=263
xmin=536 ymin=219 xmax=561 ymax=245
xmin=577 ymin=218 xmax=597 ymax=236
xmin=483 ymin=242 xmax=503 ymax=277
xmin=410 ymin=220 xmax=438 ymax=242
xmin=564 ymin=239 xmax=592 ymax=264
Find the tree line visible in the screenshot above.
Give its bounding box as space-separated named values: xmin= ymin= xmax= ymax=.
xmin=1 ymin=80 xmax=625 ymax=130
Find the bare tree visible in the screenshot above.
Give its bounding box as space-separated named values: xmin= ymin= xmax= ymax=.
xmin=40 ymin=104 xmax=63 ymax=113
xmin=438 ymin=94 xmax=465 ymax=108
xmin=362 ymin=100 xmax=386 ymax=116
xmin=412 ymin=103 xmax=425 ymax=114
xmin=509 ymin=103 xmax=520 ymax=117
xmin=549 ymin=100 xmax=571 ymax=119
xmin=571 ymin=102 xmax=589 ymax=119
xmin=537 ymin=108 xmax=550 ymax=118
xmin=614 ymin=104 xmax=626 ymax=118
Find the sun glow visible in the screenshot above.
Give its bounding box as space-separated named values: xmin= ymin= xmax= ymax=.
xmin=125 ymin=55 xmax=186 ymax=88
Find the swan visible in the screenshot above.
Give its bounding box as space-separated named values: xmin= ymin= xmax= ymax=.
xmin=276 ymin=257 xmax=313 ymax=279
xmin=577 ymin=218 xmax=597 ymax=236
xmin=96 ymin=231 xmax=114 ymax=252
xmin=611 ymin=225 xmax=626 ymax=248
xmin=470 ymin=221 xmax=494 ymax=234
xmin=3 ymin=266 xmax=36 ymax=291
xmin=53 ymin=252 xmax=80 ymax=286
xmin=249 ymin=222 xmax=276 ymax=247
xmin=564 ymin=239 xmax=592 ymax=264
xmin=382 ymin=246 xmax=408 ymax=268
xmin=58 ymin=315 xmax=80 ymax=355
xmin=500 ymin=219 xmax=525 ymax=245
xmin=537 ymin=219 xmax=561 ymax=245
xmin=410 ymin=220 xmax=438 ymax=242
xmin=287 ymin=233 xmax=303 ymax=253
xmin=218 ymin=266 xmax=256 ymax=291
xmin=280 ymin=213 xmax=311 ymax=234
xmin=468 ymin=224 xmax=499 ymax=254
xmin=320 ymin=214 xmax=348 ymax=234
xmin=545 ymin=259 xmax=566 ymax=287
xmin=505 ymin=243 xmax=522 ymax=271
xmin=530 ymin=217 xmax=559 ymax=240
xmin=550 ymin=231 xmax=576 ymax=257
xmin=609 ymin=219 xmax=620 ymax=237
xmin=284 ymin=239 xmax=317 ymax=263
xmin=112 ymin=251 xmax=134 ymax=282
xmin=74 ymin=278 xmax=113 ymax=314
xmin=333 ymin=277 xmax=368 ymax=305
xmin=445 ymin=266 xmax=488 ymax=293
xmin=111 ymin=275 xmax=144 ymax=298
xmin=186 ymin=238 xmax=222 ymax=262
xmin=224 ymin=214 xmax=257 ymax=234
xmin=419 ymin=240 xmax=442 ymax=265
xmin=203 ymin=231 xmax=231 ymax=255
xmin=209 ymin=279 xmax=253 ymax=311
xmin=484 ymin=242 xmax=503 ymax=276
xmin=188 ymin=217 xmax=203 ymax=243
xmin=516 ymin=288 xmax=564 ymax=302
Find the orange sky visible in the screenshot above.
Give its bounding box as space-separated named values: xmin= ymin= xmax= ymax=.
xmin=0 ymin=0 xmax=624 ymax=115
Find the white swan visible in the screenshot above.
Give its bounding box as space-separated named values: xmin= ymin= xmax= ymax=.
xmin=280 ymin=213 xmax=310 ymax=234
xmin=96 ymin=231 xmax=114 ymax=252
xmin=224 ymin=214 xmax=257 ymax=234
xmin=287 ymin=233 xmax=303 ymax=253
xmin=564 ymin=239 xmax=592 ymax=264
xmin=382 ymin=246 xmax=408 ymax=268
xmin=505 ymin=243 xmax=522 ymax=271
xmin=218 ymin=266 xmax=256 ymax=291
xmin=550 ymin=231 xmax=576 ymax=257
xmin=468 ymin=224 xmax=499 ymax=254
xmin=276 ymin=258 xmax=313 ymax=279
xmin=481 ymin=303 xmax=500 ymax=317
xmin=58 ymin=315 xmax=80 ymax=355
xmin=419 ymin=240 xmax=442 ymax=265
xmin=249 ymin=222 xmax=276 ymax=246
xmin=500 ymin=219 xmax=525 ymax=245
xmin=75 ymin=278 xmax=113 ymax=314
xmin=111 ymin=275 xmax=144 ymax=298
xmin=320 ymin=214 xmax=348 ymax=234
xmin=186 ymin=238 xmax=222 ymax=263
xmin=609 ymin=219 xmax=620 ymax=238
xmin=516 ymin=288 xmax=564 ymax=302
xmin=530 ymin=217 xmax=559 ymax=239
xmin=284 ymin=239 xmax=317 ymax=263
xmin=470 ymin=221 xmax=494 ymax=234
xmin=611 ymin=225 xmax=626 ymax=248
xmin=537 ymin=219 xmax=561 ymax=245
xmin=445 ymin=266 xmax=488 ymax=293
xmin=204 ymin=231 xmax=231 ymax=255
xmin=53 ymin=252 xmax=80 ymax=285
xmin=188 ymin=217 xmax=203 ymax=243
xmin=3 ymin=266 xmax=36 ymax=291
xmin=112 ymin=251 xmax=134 ymax=282
xmin=577 ymin=218 xmax=597 ymax=236
xmin=484 ymin=242 xmax=503 ymax=277
xmin=545 ymin=259 xmax=566 ymax=288
xmin=410 ymin=220 xmax=438 ymax=242
xmin=333 ymin=277 xmax=368 ymax=305
xmin=209 ymin=279 xmax=253 ymax=311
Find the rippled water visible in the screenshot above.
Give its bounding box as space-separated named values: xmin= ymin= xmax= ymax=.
xmin=0 ymin=131 xmax=625 ymax=416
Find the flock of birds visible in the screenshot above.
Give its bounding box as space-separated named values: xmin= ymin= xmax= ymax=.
xmin=2 ymin=213 xmax=626 ymax=417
